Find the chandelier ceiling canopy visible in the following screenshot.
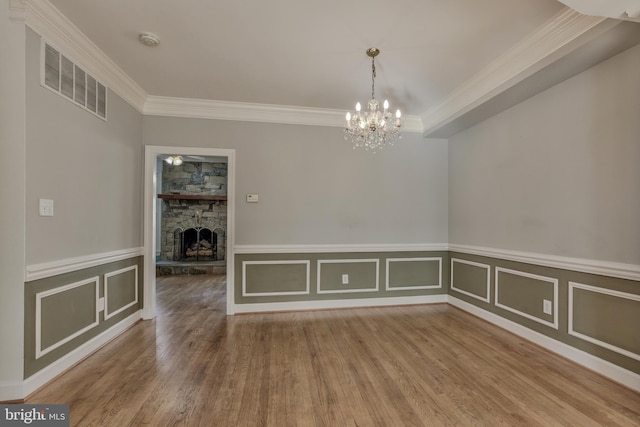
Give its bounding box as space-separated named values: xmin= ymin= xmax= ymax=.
xmin=345 ymin=48 xmax=402 ymax=153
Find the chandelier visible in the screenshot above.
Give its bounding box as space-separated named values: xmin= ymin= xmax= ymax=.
xmin=345 ymin=48 xmax=402 ymax=152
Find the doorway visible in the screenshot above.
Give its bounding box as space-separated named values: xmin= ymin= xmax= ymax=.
xmin=143 ymin=146 xmax=236 ymax=319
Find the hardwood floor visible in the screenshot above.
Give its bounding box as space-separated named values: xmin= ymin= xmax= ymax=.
xmin=28 ymin=276 xmax=640 ymax=426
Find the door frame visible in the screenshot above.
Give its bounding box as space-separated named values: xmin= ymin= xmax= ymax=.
xmin=143 ymin=145 xmax=236 ymax=318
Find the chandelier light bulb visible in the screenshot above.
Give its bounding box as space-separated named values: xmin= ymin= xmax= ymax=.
xmin=355 ymin=102 xmax=361 ymax=112
xmin=346 ymin=112 xmax=351 ymax=121
xmin=383 ymin=100 xmax=389 ymax=110
xmin=396 ymin=109 xmax=401 ymax=118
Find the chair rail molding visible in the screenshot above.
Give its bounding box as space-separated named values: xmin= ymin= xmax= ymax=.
xmin=25 ymin=247 xmax=144 ymax=282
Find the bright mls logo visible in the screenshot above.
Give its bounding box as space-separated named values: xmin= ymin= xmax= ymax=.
xmin=0 ymin=405 xmax=69 ymax=426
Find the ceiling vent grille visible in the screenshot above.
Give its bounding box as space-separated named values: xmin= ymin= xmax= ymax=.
xmin=42 ymin=42 xmax=107 ymax=120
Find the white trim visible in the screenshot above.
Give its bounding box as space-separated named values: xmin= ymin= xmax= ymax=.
xmin=495 ymin=267 xmax=559 ymax=330
xmin=16 ymin=2 xmax=620 ymax=138
xmin=385 ymin=257 xmax=442 ymax=291
xmin=35 ymin=277 xmax=100 ymax=359
xmin=557 ymin=0 xmax=640 ymax=23
xmin=104 ymin=265 xmax=139 ymax=320
xmin=144 ymin=146 xmax=236 ymax=317
xmin=235 ymin=243 xmax=448 ymax=254
xmin=450 ymin=258 xmax=491 ymax=303
xmin=448 ymin=296 xmax=640 ymax=393
xmin=420 ymin=8 xmax=615 ymax=136
xmin=242 ymin=260 xmax=310 ymax=297
xmin=233 ymin=294 xmax=448 ymax=314
xmin=317 ymin=259 xmax=380 ymax=294
xmin=449 ymin=244 xmax=640 ymax=282
xmin=143 ymin=96 xmax=424 ymax=133
xmin=23 ymin=0 xmax=147 ymax=111
xmin=568 ymin=282 xmax=640 ymax=362
xmin=25 ymin=247 xmax=143 ymax=282
xmin=24 ymin=311 xmax=141 ymax=398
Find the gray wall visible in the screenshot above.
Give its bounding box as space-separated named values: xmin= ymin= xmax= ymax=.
xmin=0 ymin=6 xmax=27 ymax=398
xmin=449 ymin=43 xmax=640 ymax=265
xmin=144 ymin=117 xmax=449 ymax=246
xmin=21 ymin=27 xmax=145 ymax=382
xmin=25 ymin=28 xmax=144 ymax=265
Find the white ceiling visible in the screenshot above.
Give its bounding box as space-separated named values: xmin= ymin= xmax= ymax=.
xmin=37 ymin=0 xmax=640 ymax=136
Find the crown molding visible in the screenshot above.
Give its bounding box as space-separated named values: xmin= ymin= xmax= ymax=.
xmin=558 ymin=0 xmax=640 ymax=22
xmin=20 ymin=2 xmax=620 ymax=136
xmin=421 ymin=7 xmax=617 ymax=136
xmin=144 ymin=96 xmax=424 ymax=133
xmin=23 ymin=0 xmax=147 ymax=112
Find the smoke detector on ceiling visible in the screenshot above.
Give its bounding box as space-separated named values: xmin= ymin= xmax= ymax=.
xmin=139 ymin=32 xmax=160 ymax=47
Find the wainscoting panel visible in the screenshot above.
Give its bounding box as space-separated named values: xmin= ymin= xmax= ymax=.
xmin=36 ymin=277 xmax=99 ymax=359
xmin=448 ymin=249 xmax=640 ymax=378
xmin=242 ymin=260 xmax=310 ymax=296
xmin=386 ymin=257 xmax=441 ymax=291
xmin=235 ymin=250 xmax=449 ymax=307
xmin=450 ymin=258 xmax=490 ymax=302
xmin=317 ymin=259 xmax=379 ymax=294
xmin=25 ymin=255 xmax=143 ymax=379
xmin=569 ymin=282 xmax=640 ymax=362
xmin=104 ymin=265 xmax=139 ymax=320
xmin=495 ymin=267 xmax=558 ymax=329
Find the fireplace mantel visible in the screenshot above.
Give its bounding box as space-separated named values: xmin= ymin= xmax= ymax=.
xmin=157 ymin=194 xmax=227 ymax=201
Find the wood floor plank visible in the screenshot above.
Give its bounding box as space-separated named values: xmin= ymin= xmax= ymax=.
xmin=27 ymin=275 xmax=640 ymax=426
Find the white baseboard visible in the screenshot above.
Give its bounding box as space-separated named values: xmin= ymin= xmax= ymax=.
xmin=22 ymin=311 xmax=142 ymax=399
xmin=447 ymin=296 xmax=640 ymax=393
xmin=232 ymin=294 xmax=447 ymax=314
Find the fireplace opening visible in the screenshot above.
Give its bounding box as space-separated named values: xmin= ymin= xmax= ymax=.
xmin=174 ymin=227 xmax=216 ymax=261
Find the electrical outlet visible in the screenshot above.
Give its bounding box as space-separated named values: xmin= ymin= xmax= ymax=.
xmin=543 ymin=299 xmax=552 ymax=315
xmin=98 ymin=297 xmax=105 ymax=312
xmin=342 ymin=274 xmax=349 ymax=285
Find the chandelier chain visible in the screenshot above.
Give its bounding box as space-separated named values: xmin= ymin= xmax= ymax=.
xmin=371 ymin=55 xmax=376 ymax=100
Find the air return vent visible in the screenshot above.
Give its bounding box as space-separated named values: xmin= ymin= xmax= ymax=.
xmin=42 ymin=42 xmax=107 ymax=120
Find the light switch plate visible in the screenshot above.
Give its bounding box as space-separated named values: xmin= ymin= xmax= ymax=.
xmin=543 ymin=299 xmax=552 ymax=315
xmin=246 ymin=194 xmax=259 ymax=203
xmin=39 ymin=199 xmax=54 ymax=217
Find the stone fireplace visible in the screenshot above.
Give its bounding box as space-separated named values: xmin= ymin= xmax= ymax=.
xmin=157 ymin=161 xmax=227 ymax=275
